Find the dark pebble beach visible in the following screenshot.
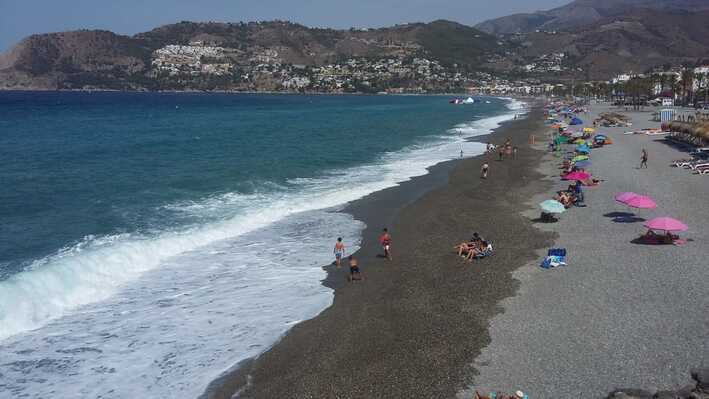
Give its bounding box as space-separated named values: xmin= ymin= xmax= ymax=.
xmin=205 ymin=104 xmax=556 ymax=399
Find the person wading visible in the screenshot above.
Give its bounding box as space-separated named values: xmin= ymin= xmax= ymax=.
xmin=333 ymin=237 xmax=345 ymax=268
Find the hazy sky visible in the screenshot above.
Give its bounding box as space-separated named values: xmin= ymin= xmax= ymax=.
xmin=0 ymin=0 xmax=570 ymax=51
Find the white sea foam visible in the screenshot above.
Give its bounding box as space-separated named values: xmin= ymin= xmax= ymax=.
xmin=0 ymin=98 xmax=524 ymax=398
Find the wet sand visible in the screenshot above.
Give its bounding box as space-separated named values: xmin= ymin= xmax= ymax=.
xmin=206 ymin=104 xmax=556 ymax=399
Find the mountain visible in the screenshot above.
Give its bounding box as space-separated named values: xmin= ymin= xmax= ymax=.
xmin=504 ymin=7 xmax=709 ymax=79
xmin=476 ymin=0 xmax=709 ymax=35
xmin=0 ymin=20 xmax=501 ymax=91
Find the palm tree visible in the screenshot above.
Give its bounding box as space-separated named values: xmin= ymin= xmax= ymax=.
xmin=668 ymin=74 xmax=678 ymax=105
xmin=681 ymin=69 xmax=694 ymax=106
xmin=694 ymin=73 xmax=705 ymax=107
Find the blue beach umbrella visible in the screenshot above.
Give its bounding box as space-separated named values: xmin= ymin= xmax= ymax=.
xmin=594 ymin=134 xmax=608 ymax=140
xmin=540 ymin=200 xmax=566 ymax=214
xmin=576 ymin=145 xmax=591 ymax=154
xmin=574 ymin=160 xmax=592 ymax=168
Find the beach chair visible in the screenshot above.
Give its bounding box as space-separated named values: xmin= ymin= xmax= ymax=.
xmin=689 ymin=162 xmax=709 ymax=171
xmin=694 ymin=166 xmax=709 ymax=175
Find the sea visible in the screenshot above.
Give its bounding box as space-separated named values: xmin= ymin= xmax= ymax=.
xmin=0 ymin=91 xmax=526 ymax=398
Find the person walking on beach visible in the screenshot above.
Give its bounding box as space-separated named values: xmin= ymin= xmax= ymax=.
xmin=379 ymin=228 xmax=392 ymax=260
xmin=640 ymin=149 xmax=648 ymax=169
xmin=481 ymin=162 xmax=489 ymax=179
xmin=498 ymin=146 xmax=504 ymax=161
xmin=513 ymin=146 xmax=518 ymax=160
xmin=333 ymin=237 xmax=345 ymax=268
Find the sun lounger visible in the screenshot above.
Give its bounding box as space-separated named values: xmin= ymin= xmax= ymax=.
xmin=689 ymin=162 xmax=709 ymax=170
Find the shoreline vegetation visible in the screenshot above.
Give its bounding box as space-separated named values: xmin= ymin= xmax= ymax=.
xmin=204 ymin=103 xmax=558 ymax=398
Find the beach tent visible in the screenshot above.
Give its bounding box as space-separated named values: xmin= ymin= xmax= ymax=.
xmin=570 ymin=117 xmax=583 ymax=125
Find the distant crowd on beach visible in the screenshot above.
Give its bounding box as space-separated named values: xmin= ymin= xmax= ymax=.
xmin=480 ymin=138 xmax=519 ymax=179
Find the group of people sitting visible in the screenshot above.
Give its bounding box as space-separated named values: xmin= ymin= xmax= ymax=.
xmin=554 ymin=182 xmax=584 ymax=209
xmin=454 ymin=232 xmax=493 ymax=261
xmin=639 ymin=229 xmax=680 ymax=245
xmin=474 ymin=390 xmax=527 ymax=399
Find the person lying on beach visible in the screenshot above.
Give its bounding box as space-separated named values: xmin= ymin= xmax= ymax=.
xmin=348 ymin=255 xmax=363 ymax=282
xmin=465 ymin=240 xmax=492 ymax=261
xmin=454 ymin=233 xmax=484 ymax=257
xmin=580 ymin=178 xmax=601 ymax=186
xmin=554 ymin=191 xmax=575 ymax=208
xmin=640 ymin=230 xmax=677 ymax=245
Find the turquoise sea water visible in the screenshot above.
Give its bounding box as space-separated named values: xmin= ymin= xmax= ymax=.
xmin=0 ymin=92 xmax=523 ymax=398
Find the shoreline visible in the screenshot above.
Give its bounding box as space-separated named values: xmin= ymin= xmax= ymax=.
xmin=205 ymin=102 xmax=556 ymax=398
xmin=0 ymin=89 xmax=537 ymax=101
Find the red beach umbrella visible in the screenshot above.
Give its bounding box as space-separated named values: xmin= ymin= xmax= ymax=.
xmin=614 ymin=192 xmax=638 ymax=204
xmin=644 ymin=217 xmax=688 ymax=232
xmin=562 ymin=171 xmax=590 ymax=181
xmin=625 ymin=195 xmax=657 ymax=209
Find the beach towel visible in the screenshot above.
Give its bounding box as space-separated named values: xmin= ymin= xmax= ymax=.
xmin=541 ymin=248 xmax=567 ymax=269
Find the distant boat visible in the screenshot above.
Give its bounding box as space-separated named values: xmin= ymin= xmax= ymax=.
xmin=463 ymin=97 xmax=475 ymax=104
xmin=485 ymin=100 xmax=491 ymax=104
xmin=449 ymin=98 xmax=464 ymax=104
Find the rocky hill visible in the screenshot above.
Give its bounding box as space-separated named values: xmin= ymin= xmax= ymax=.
xmin=475 ymin=0 xmax=709 ymax=35
xmin=3 ymin=1 xmax=709 ymax=91
xmin=0 ymin=20 xmax=503 ymax=91
xmin=501 ymin=7 xmax=709 ymax=80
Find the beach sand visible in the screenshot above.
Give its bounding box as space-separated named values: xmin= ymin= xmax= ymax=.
xmin=205 ymin=104 xmax=558 ymax=398
xmin=468 ymin=104 xmax=709 ymax=398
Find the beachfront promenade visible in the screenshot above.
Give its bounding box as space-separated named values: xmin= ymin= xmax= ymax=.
xmin=470 ymin=104 xmax=709 ymax=398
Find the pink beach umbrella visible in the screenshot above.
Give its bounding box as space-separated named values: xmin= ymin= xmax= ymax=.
xmin=614 ymin=192 xmax=638 ymax=204
xmin=625 ymin=195 xmax=657 ymax=209
xmin=562 ymin=171 xmax=590 ymax=181
xmin=644 ymin=217 xmax=688 ymax=232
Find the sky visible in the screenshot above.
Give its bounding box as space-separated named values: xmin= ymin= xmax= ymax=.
xmin=0 ymin=0 xmax=570 ymax=52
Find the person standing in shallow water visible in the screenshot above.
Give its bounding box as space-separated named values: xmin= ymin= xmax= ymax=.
xmin=333 ymin=237 xmax=345 ymax=268
xmin=640 ymin=149 xmax=648 ymax=169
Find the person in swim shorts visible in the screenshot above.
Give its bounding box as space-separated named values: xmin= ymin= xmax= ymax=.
xmin=333 ymin=237 xmax=345 ymax=268
xmin=348 ymin=255 xmax=362 ymax=282
xmin=379 ymin=228 xmax=392 ymax=260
